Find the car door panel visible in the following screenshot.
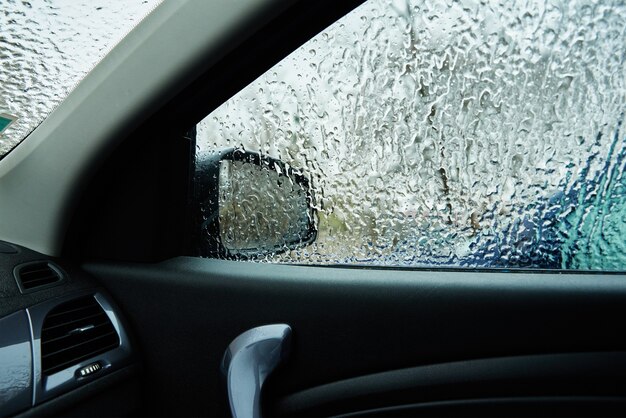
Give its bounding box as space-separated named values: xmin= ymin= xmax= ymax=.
xmin=275 ymin=352 xmax=626 ymax=416
xmin=84 ymin=258 xmax=626 ymax=417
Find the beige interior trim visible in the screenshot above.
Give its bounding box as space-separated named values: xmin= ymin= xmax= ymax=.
xmin=0 ymin=0 xmax=290 ymax=255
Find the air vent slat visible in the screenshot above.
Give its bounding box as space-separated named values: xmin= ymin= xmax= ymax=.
xmin=42 ymin=330 xmax=118 ymax=359
xmin=23 ymin=272 xmax=58 ymax=280
xmin=44 ymin=342 xmax=120 ymax=376
xmin=42 ymin=311 xmax=107 ymax=335
xmin=41 ymin=296 xmax=120 ymax=376
xmin=22 ymin=275 xmax=60 ymax=286
xmin=15 ymin=261 xmax=63 ymax=292
xmin=46 ymin=304 xmax=96 ymax=320
xmin=42 ymin=321 xmax=115 ymax=347
xmin=21 ymin=267 xmax=55 ymax=276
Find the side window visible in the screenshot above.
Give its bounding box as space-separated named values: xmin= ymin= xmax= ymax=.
xmin=193 ymin=0 xmax=626 ymax=270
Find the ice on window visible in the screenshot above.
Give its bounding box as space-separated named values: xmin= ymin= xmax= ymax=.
xmin=198 ymin=0 xmax=626 ymax=270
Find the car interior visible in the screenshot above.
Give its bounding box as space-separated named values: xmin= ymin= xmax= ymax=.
xmin=1 ymin=0 xmax=626 ymax=417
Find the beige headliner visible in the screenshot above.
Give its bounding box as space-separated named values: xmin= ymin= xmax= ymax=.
xmin=0 ymin=0 xmax=290 ymax=256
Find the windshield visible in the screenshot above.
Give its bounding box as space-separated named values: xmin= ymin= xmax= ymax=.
xmin=0 ymin=0 xmax=162 ymax=158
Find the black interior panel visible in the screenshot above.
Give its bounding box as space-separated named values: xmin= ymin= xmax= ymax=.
xmin=0 ymin=241 xmax=97 ymax=318
xmin=15 ymin=365 xmax=142 ymax=418
xmin=0 ymin=241 xmax=140 ymax=417
xmin=334 ymin=397 xmax=626 ymax=418
xmin=84 ymin=257 xmax=626 ymax=417
xmin=276 ymin=352 xmax=626 ymax=416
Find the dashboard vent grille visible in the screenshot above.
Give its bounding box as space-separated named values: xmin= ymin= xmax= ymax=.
xmin=41 ymin=295 xmax=120 ymax=375
xmin=15 ymin=261 xmax=63 ymax=291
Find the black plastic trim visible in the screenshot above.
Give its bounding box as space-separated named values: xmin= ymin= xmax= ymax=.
xmin=193 ymin=148 xmax=317 ymax=258
xmin=26 ymin=290 xmax=133 ymax=405
xmin=14 ymin=364 xmax=141 ymax=418
xmin=84 ymin=257 xmax=626 ymax=416
xmin=0 ymin=240 xmax=19 ymax=254
xmin=13 ymin=261 xmax=65 ymax=294
xmin=334 ymin=396 xmax=626 ymax=418
xmin=275 ymin=352 xmax=626 ymax=416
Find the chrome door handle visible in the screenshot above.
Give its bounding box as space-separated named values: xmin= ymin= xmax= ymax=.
xmin=221 ymin=324 xmax=292 ymax=418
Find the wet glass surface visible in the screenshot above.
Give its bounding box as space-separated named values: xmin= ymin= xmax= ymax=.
xmin=219 ymin=160 xmax=311 ymax=254
xmin=197 ymin=0 xmax=626 ymax=270
xmin=0 ymin=0 xmax=162 ymax=157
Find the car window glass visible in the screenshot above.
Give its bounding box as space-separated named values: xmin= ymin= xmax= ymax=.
xmin=195 ymin=0 xmax=626 ymax=270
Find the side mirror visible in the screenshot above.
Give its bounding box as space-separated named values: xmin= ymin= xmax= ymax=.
xmin=194 ymin=148 xmax=317 ymax=258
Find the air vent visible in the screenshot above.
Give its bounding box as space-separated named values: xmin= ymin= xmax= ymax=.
xmin=41 ymin=296 xmax=120 ymax=375
xmin=14 ymin=261 xmax=63 ymax=292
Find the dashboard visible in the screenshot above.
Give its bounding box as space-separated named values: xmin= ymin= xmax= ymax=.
xmin=0 ymin=241 xmax=136 ymax=417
